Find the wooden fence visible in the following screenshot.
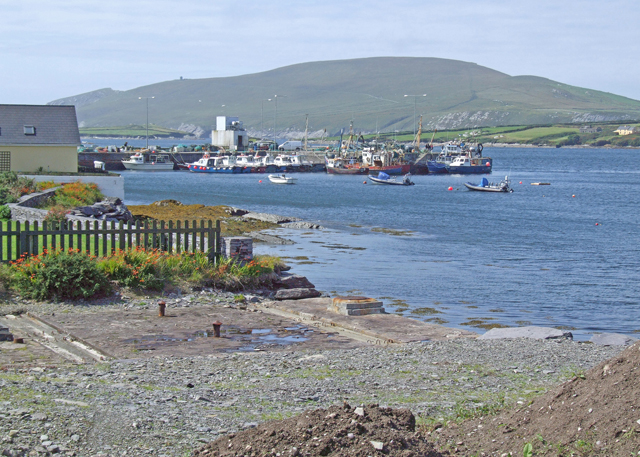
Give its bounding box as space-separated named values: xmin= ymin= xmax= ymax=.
xmin=0 ymin=219 xmax=222 ymax=264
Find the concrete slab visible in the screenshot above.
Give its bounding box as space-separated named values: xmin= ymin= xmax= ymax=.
xmin=590 ymin=333 xmax=638 ymax=346
xmin=257 ymin=298 xmax=477 ymax=343
xmin=479 ymin=326 xmax=573 ymax=340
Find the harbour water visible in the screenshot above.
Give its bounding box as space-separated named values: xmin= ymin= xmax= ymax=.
xmin=123 ymin=147 xmax=640 ymax=340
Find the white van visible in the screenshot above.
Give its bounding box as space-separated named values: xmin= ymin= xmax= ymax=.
xmin=278 ymin=140 xmax=302 ymax=151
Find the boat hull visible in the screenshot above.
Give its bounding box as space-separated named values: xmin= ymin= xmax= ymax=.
xmin=122 ymin=162 xmax=175 ymax=171
xmin=327 ymin=167 xmax=369 ymax=175
xmin=426 ymin=161 xmax=449 ymax=174
xmin=368 ymin=164 xmax=411 ymax=175
xmin=188 ymin=165 xmax=242 ymax=173
xmin=448 ymin=164 xmax=492 ymax=174
xmin=464 ymin=183 xmax=509 ymax=192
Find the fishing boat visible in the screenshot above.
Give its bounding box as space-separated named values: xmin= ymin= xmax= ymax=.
xmin=188 ymin=155 xmax=242 ymax=173
xmin=362 ymin=148 xmax=410 ymax=175
xmin=448 ymin=155 xmax=492 ymax=174
xmin=427 ymin=142 xmax=487 ymax=174
xmin=464 ymin=176 xmax=513 ymax=193
xmin=325 ymin=157 xmax=369 ymax=175
xmin=368 ymin=172 xmax=414 ymax=186
xmin=122 ymin=152 xmax=175 ymax=171
xmin=268 ymin=174 xmax=297 ymax=184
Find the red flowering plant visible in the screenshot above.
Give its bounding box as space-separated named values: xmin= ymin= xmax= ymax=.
xmin=10 ymin=248 xmax=111 ymax=300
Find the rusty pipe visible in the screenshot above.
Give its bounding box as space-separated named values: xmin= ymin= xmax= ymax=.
xmin=158 ymin=301 xmax=166 ymax=317
xmin=212 ymin=321 xmax=222 ymax=338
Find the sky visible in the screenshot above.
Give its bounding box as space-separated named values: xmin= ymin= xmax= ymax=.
xmin=2 ymin=0 xmax=639 ymax=105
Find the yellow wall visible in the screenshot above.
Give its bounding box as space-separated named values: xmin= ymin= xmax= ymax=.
xmin=0 ymin=145 xmax=78 ymax=173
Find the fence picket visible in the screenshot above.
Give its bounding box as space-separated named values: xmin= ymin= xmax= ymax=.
xmin=0 ymin=218 xmax=221 ymax=263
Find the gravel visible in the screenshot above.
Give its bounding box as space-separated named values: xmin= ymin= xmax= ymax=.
xmin=0 ymin=308 xmax=623 ymax=457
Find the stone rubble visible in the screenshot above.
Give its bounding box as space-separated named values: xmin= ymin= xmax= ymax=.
xmin=0 ymin=289 xmax=624 ymax=457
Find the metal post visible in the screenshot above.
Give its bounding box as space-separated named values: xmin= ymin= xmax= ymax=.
xmin=139 ymin=96 xmax=155 ymax=149
xmin=404 ymin=94 xmax=426 ymax=139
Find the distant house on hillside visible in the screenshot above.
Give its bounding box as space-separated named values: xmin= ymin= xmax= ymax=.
xmin=0 ymin=105 xmax=80 ymax=173
xmin=614 ymin=125 xmax=638 ymax=136
xmin=579 ymin=125 xmax=602 ymax=133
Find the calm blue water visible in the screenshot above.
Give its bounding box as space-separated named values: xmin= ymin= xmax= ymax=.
xmin=123 ymin=147 xmax=640 ymax=340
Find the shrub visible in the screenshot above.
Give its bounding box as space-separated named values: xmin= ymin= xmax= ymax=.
xmin=0 ymin=205 xmax=10 ymax=220
xmin=10 ymin=249 xmax=112 ymax=300
xmin=97 ymin=247 xmax=164 ymax=290
xmin=37 ymin=181 xmax=59 ymax=192
xmin=53 ymin=181 xmax=103 ymax=209
xmin=43 ymin=205 xmax=69 ymax=229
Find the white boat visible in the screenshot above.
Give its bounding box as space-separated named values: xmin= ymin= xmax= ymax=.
xmin=464 ymin=176 xmax=513 ymax=193
xmin=268 ymin=174 xmax=297 ymax=184
xmin=122 ymin=152 xmax=174 ymax=171
xmin=368 ymin=172 xmax=414 ymax=186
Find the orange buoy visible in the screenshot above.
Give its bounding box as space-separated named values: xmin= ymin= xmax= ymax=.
xmin=572 ymin=195 xmax=575 ymax=198
xmin=363 ymin=181 xmax=367 ymax=184
xmin=519 ymin=181 xmax=522 ymax=184
xmin=486 ymin=162 xmax=490 ymax=167
xmin=259 ymin=180 xmax=262 ymax=183
xmin=595 ymin=222 xmax=599 ymax=226
xmin=448 ymin=186 xmax=453 ymax=191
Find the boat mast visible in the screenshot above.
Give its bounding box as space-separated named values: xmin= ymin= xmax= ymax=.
xmin=414 ymin=115 xmax=423 ymax=152
xmin=429 ymin=128 xmax=437 ymax=150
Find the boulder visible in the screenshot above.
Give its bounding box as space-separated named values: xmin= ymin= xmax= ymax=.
xmin=590 ymin=333 xmax=638 ymax=346
xmin=277 ymin=273 xmax=315 ymax=289
xmin=274 ymin=288 xmax=322 ymax=300
xmin=479 ymin=326 xmax=573 ymax=340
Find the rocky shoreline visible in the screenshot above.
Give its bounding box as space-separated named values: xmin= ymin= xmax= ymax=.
xmin=0 ymin=290 xmax=627 ymax=457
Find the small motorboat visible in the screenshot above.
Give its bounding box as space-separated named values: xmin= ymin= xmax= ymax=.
xmin=368 ymin=172 xmax=415 ymax=186
xmin=464 ymin=176 xmax=513 ymax=193
xmin=268 ymin=174 xmax=297 ymax=184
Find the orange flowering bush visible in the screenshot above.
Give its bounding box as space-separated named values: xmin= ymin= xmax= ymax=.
xmin=53 ymin=181 xmax=103 ymax=209
xmin=10 ymin=248 xmax=111 ymax=300
xmin=96 ymin=247 xmax=164 ymax=290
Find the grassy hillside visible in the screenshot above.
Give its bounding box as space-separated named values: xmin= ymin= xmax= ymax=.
xmin=51 ymin=57 xmax=640 ymax=137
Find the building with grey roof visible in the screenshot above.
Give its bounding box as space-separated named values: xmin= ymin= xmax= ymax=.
xmin=0 ymin=104 xmax=80 ymax=172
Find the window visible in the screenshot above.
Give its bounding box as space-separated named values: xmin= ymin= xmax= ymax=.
xmin=24 ymin=126 xmax=36 ymax=135
xmin=0 ymin=152 xmax=10 ymax=171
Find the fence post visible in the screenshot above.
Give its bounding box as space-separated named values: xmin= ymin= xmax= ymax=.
xmin=207 ymin=219 xmax=216 ymax=264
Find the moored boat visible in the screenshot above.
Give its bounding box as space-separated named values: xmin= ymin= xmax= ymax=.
xmin=448 ymin=155 xmax=492 ymax=174
xmin=188 ymin=155 xmax=242 ymax=173
xmin=268 ymin=174 xmax=297 ymax=184
xmin=325 ymin=157 xmax=369 ymax=175
xmin=368 ymin=172 xmax=415 ymax=186
xmin=464 ymin=176 xmax=512 ymax=192
xmin=122 ymin=152 xmax=175 ymax=171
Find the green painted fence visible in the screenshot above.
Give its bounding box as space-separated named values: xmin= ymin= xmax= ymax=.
xmin=0 ymin=219 xmax=222 ymax=263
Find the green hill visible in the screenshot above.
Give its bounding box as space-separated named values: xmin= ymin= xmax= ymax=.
xmin=48 ymin=57 xmax=640 ymax=138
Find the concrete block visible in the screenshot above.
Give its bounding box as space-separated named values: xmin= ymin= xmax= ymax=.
xmin=329 ymin=296 xmax=385 ymax=316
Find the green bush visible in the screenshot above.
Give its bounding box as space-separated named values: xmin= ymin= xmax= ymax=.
xmin=10 ymin=249 xmax=112 ymax=300
xmin=0 ymin=205 xmax=10 ymax=220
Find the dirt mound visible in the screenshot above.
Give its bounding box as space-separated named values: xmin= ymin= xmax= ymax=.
xmin=194 ymin=403 xmax=442 ymax=457
xmin=435 ymin=341 xmax=640 ymax=456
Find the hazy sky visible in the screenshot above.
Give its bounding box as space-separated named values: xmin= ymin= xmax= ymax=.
xmin=2 ymin=0 xmax=639 ymax=105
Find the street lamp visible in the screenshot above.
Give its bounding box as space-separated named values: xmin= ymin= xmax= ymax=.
xmin=261 ymin=99 xmax=271 ymax=139
xmin=272 ymin=94 xmax=286 ymax=148
xmin=139 ymin=96 xmax=155 ymax=149
xmin=404 ymin=94 xmax=427 ymax=138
